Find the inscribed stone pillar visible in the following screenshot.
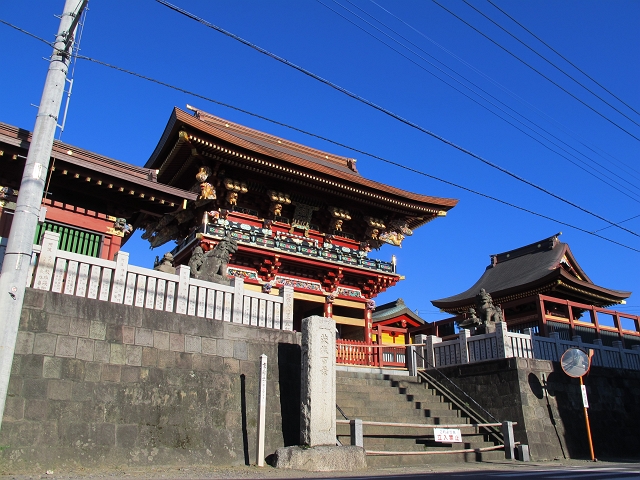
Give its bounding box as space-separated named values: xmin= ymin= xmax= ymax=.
xmin=300 ymin=316 xmax=336 ymax=446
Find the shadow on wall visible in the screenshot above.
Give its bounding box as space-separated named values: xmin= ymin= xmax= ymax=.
xmin=240 ymin=374 xmax=250 ymax=465
xmin=528 ymin=372 xmax=567 ymax=460
xmin=550 ymin=365 xmax=640 ymax=460
xmin=278 ymin=343 xmax=301 ymax=447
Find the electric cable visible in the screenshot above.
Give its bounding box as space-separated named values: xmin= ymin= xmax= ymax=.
xmin=153 ymin=0 xmax=640 ymax=238
xmin=592 ymin=214 xmax=640 ymax=233
xmin=462 ymin=0 xmax=640 ymax=130
xmin=3 ymin=17 xmax=639 ymax=252
xmin=430 ymin=0 xmax=640 ymax=144
xmin=486 ymin=0 xmax=640 ymax=119
xmin=367 ymin=0 xmax=640 ymax=182
xmin=0 ymin=19 xmax=53 ymax=47
xmin=318 ymin=0 xmax=640 ymax=202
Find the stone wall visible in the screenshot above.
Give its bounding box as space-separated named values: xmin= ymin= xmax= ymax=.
xmin=0 ymin=289 xmax=301 ymax=472
xmin=437 ymin=357 xmax=640 ymax=461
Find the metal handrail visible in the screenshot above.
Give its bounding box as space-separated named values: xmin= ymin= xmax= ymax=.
xmin=336 ymin=419 xmax=512 ymax=429
xmin=413 ymin=350 xmax=504 ymax=446
xmin=415 ymin=349 xmax=498 ymax=422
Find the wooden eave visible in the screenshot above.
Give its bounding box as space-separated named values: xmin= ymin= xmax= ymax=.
xmin=0 ymin=122 xmax=196 ymax=206
xmin=145 ymin=108 xmax=458 ymax=217
xmin=434 ymin=269 xmax=630 ymax=314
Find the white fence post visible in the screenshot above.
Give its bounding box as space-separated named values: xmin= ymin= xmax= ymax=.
xmin=32 ymin=231 xmax=59 ymax=291
xmin=110 ymin=250 xmax=129 ymax=304
xmin=232 ymin=276 xmax=244 ymax=323
xmin=280 ymin=285 xmax=294 ymax=331
xmin=415 ymin=334 xmax=427 ymax=369
xmin=550 ymin=332 xmax=563 ymax=361
xmin=406 ymin=345 xmax=418 ymax=375
xmin=612 ymin=341 xmax=629 ymax=370
xmin=459 ymin=329 xmax=470 ymax=364
xmin=425 ymin=335 xmax=442 ymax=368
xmin=175 ymin=265 xmax=191 ymax=315
xmin=496 ymin=322 xmax=513 ymax=358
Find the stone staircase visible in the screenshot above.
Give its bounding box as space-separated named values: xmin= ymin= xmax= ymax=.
xmin=335 ymin=370 xmax=505 ymax=466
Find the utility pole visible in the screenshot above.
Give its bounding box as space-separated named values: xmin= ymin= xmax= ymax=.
xmin=0 ymin=0 xmax=87 ymax=430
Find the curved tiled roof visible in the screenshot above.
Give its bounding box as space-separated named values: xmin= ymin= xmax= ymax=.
xmin=431 ymin=234 xmax=630 ymax=311
xmin=146 ymin=108 xmax=458 ymax=212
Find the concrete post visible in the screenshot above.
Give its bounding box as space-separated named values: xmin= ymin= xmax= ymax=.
xmin=502 ymin=420 xmax=515 ymax=460
xmin=280 ymin=285 xmax=294 ymax=331
xmin=110 ymin=250 xmax=129 ymax=304
xmin=175 ymin=264 xmax=190 ymax=315
xmin=459 ymin=329 xmax=470 ymax=364
xmin=232 ymin=276 xmax=244 ymax=324
xmin=549 ymin=332 xmax=563 ymax=361
xmin=32 ymin=231 xmax=59 ymax=291
xmin=425 ymin=335 xmax=442 ymax=368
xmin=406 ymin=345 xmax=417 ymax=376
xmin=517 ymin=444 xmax=530 ymax=461
xmin=414 ymin=334 xmax=427 ymax=369
xmin=0 ymin=0 xmax=86 ymax=431
xmin=300 ymin=316 xmax=336 ymax=446
xmin=350 ymin=418 xmax=363 ymax=447
xmin=612 ymin=341 xmax=629 ymax=370
xmin=495 ymin=322 xmax=513 ymax=359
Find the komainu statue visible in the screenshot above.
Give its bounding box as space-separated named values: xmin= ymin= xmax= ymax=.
xmin=457 ymin=288 xmax=503 ymax=334
xmin=188 ymin=237 xmax=238 ymax=285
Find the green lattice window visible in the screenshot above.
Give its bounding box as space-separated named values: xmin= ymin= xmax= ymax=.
xmin=35 ymin=221 xmax=102 ymax=258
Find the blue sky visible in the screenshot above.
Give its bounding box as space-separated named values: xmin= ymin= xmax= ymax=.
xmin=2 ymin=1 xmax=639 ymax=320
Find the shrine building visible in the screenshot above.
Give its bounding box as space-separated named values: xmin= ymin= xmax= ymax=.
xmin=140 ymin=106 xmax=457 ymax=338
xmin=431 ymin=233 xmax=638 ymax=347
xmin=0 ymin=106 xmax=458 ymax=341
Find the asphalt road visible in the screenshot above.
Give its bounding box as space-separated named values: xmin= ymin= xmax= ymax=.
xmin=2 ymin=460 xmax=639 ymax=480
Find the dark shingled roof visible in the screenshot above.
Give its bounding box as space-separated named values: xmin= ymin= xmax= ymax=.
xmin=373 ymin=298 xmax=425 ymax=325
xmin=431 ymin=233 xmax=631 ymax=312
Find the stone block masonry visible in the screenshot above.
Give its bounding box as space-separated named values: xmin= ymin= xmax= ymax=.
xmin=437 ymin=357 xmax=640 ymax=461
xmin=0 ymin=289 xmax=302 ymax=473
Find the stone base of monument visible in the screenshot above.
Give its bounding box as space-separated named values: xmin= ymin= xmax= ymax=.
xmin=273 ymin=445 xmax=367 ymax=471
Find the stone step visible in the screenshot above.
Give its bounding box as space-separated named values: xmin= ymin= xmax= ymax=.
xmin=336 ymin=392 xmax=454 ymax=410
xmin=364 ymin=448 xmax=505 ymax=467
xmin=334 ymin=370 xmax=502 ymax=466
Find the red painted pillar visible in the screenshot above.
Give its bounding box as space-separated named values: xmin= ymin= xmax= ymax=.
xmin=364 ymin=299 xmax=375 ymax=344
xmin=324 ymin=293 xmax=335 ymax=318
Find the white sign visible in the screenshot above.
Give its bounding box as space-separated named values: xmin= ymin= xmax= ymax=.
xmin=434 ymin=428 xmax=462 ymax=443
xmin=581 ymin=385 xmax=589 ymax=408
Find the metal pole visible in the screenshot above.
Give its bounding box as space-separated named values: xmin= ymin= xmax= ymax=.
xmin=579 ymin=376 xmax=596 ymax=461
xmin=0 ymin=0 xmax=86 ymax=430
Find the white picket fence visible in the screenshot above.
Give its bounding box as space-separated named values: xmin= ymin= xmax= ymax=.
xmin=28 ymin=231 xmax=294 ymax=330
xmin=417 ymin=322 xmax=640 ymax=371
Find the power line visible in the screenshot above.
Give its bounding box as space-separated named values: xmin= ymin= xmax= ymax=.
xmin=71 ymin=55 xmax=640 ymax=253
xmin=430 ymin=0 xmax=640 ymax=144
xmin=462 ymin=0 xmax=640 ymax=130
xmin=317 ymin=0 xmax=640 ymax=203
xmin=0 ymin=18 xmax=53 ymax=47
xmin=153 ymin=0 xmax=640 ymax=239
xmin=4 ymin=17 xmax=639 ymax=253
xmin=593 ymin=214 xmax=640 ymax=233
xmin=486 ymin=0 xmax=640 ymax=119
xmin=366 ymin=0 xmax=640 ymax=183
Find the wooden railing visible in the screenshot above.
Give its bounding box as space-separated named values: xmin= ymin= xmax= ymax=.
xmin=27 ymin=231 xmax=294 ymax=330
xmin=538 ymin=295 xmax=640 ymax=347
xmin=336 ymin=339 xmax=407 ymax=368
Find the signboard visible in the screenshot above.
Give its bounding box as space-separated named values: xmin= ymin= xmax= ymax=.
xmin=434 ymin=428 xmax=462 ymax=443
xmin=581 ymin=385 xmax=589 ymax=408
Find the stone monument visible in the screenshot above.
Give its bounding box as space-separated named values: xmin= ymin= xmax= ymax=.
xmin=300 ymin=316 xmax=336 ymax=446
